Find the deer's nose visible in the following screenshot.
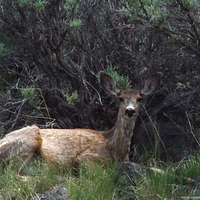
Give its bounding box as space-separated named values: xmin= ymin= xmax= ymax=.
xmin=125 ymin=108 xmax=136 ymax=117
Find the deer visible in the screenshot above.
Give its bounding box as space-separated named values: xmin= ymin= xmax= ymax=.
xmin=0 ymin=72 xmax=162 ymax=173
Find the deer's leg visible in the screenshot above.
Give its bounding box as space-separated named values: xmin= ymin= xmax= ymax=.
xmin=18 ymin=154 xmax=35 ymax=175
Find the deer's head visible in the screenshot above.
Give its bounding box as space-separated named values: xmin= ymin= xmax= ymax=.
xmin=100 ymin=72 xmax=162 ymax=120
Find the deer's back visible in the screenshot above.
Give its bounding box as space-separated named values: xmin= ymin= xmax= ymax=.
xmin=39 ymin=128 xmax=111 ymax=167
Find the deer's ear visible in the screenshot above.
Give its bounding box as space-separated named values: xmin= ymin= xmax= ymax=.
xmin=140 ymin=72 xmax=162 ymax=96
xmin=100 ymin=72 xmax=121 ymax=96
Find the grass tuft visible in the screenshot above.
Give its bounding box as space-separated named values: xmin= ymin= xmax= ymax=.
xmin=0 ymin=155 xmax=200 ymax=199
xmin=67 ymin=162 xmax=117 ymax=200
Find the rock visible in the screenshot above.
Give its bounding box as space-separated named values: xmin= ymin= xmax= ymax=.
xmin=33 ymin=184 xmax=68 ymax=200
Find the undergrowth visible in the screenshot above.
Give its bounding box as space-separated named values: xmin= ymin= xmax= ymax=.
xmin=0 ymin=155 xmax=200 ymax=199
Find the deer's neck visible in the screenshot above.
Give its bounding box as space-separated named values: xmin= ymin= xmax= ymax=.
xmin=103 ymin=113 xmax=136 ymax=161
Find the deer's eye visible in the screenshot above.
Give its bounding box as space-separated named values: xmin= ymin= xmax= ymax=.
xmin=137 ymin=97 xmax=142 ymax=103
xmin=118 ymin=97 xmax=124 ymax=103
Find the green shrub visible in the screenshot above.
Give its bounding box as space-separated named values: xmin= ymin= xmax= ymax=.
xmin=65 ymin=90 xmax=78 ymax=104
xmin=105 ymin=66 xmax=131 ymax=89
xmin=70 ymin=19 xmax=83 ymax=29
xmin=20 ymin=87 xmax=40 ymax=107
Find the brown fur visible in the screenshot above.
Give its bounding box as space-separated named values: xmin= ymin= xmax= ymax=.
xmin=0 ymin=72 xmax=162 ymax=170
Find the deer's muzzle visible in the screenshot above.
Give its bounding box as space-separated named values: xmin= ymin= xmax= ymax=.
xmin=125 ymin=108 xmax=136 ymax=117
